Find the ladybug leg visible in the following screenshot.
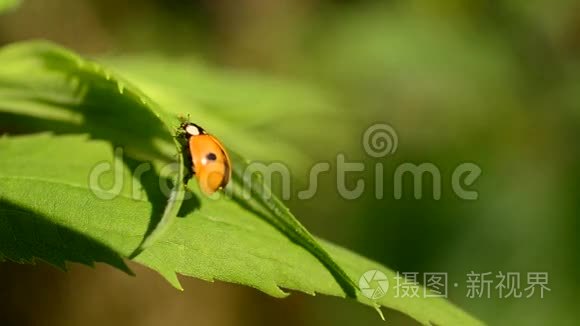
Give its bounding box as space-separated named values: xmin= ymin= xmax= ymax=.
xmin=182 ymin=169 xmax=193 ymax=185
xmin=182 ymin=176 xmax=192 ymax=192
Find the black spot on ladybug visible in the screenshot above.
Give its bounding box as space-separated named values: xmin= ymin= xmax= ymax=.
xmin=206 ymin=152 xmax=217 ymax=161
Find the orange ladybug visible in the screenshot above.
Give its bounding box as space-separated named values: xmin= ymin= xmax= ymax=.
xmin=179 ymin=121 xmax=231 ymax=195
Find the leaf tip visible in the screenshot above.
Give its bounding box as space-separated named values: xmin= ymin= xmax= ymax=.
xmin=374 ymin=305 xmax=385 ymax=321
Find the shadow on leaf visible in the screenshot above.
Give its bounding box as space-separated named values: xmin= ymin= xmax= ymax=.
xmin=0 ymin=199 xmax=132 ymax=274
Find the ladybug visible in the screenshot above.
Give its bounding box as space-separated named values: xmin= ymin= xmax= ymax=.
xmin=179 ymin=121 xmax=231 ymax=195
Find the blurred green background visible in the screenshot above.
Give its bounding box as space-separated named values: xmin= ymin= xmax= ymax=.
xmin=0 ymin=0 xmax=578 ymax=325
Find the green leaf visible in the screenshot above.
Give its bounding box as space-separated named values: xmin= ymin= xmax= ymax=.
xmin=0 ymin=39 xmax=358 ymax=300
xmin=0 ymin=41 xmax=483 ymax=325
xmin=0 ymin=40 xmax=188 ymax=256
xmin=101 ymin=55 xmax=352 ymax=172
xmin=0 ymin=134 xmax=481 ymax=325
